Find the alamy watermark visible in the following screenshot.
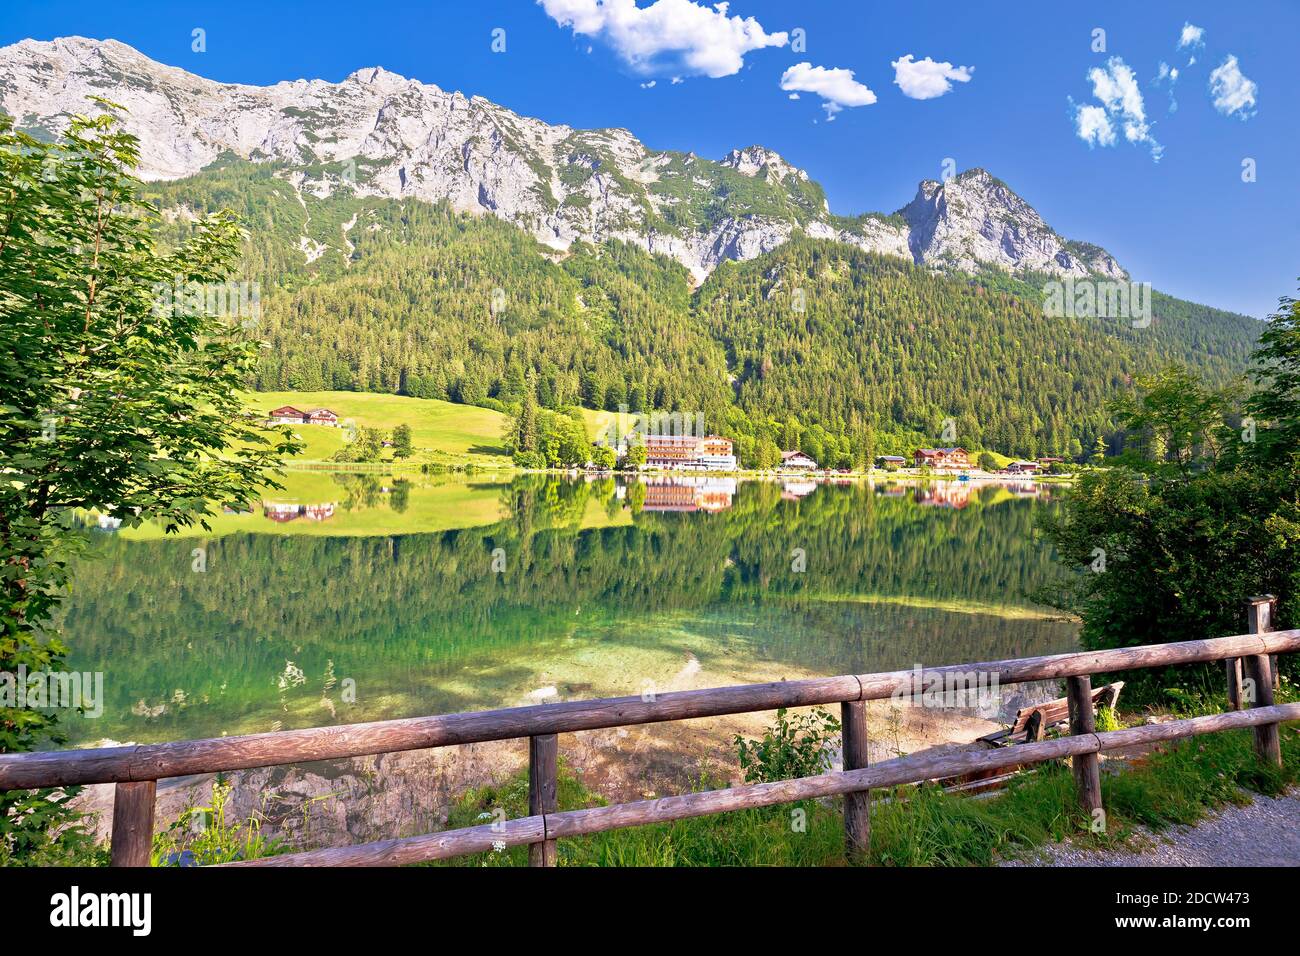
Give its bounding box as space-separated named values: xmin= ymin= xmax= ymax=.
xmin=1043 ymin=277 xmax=1151 ymax=328
xmin=1 ymin=666 xmax=104 ymax=718
xmin=602 ymin=404 xmax=707 ymax=446
xmin=151 ymin=279 xmax=261 ymax=327
xmin=890 ymin=664 xmax=1000 ymax=716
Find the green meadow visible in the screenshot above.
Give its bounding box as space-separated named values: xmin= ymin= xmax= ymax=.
xmin=241 ymin=390 xmax=512 ymax=465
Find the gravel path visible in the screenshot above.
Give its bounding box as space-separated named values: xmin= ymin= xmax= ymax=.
xmin=1002 ymin=790 xmax=1300 ymax=867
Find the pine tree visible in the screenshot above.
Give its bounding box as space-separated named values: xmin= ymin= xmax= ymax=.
xmin=516 ymin=369 xmax=539 ymax=452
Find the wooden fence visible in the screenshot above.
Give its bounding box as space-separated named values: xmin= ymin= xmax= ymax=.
xmin=1 ymin=598 xmax=1295 ymax=867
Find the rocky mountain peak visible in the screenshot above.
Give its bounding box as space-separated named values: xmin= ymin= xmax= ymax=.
xmin=720 ymin=145 xmax=807 ymax=183
xmin=900 ymin=167 xmax=1125 ymax=278
xmin=0 ymin=36 xmax=1125 ymax=283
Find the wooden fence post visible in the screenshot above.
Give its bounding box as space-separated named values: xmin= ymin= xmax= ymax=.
xmin=528 ymin=734 xmax=558 ymax=867
xmin=1245 ymin=596 xmax=1282 ymax=768
xmin=840 ymin=700 xmax=870 ymax=863
xmin=1066 ymin=676 xmax=1103 ymax=815
xmin=109 ymin=780 xmax=156 ymax=867
xmin=1225 ymin=658 xmax=1244 ymax=710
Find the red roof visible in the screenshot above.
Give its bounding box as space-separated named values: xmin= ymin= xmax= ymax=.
xmin=268 ymin=405 xmax=304 ymax=417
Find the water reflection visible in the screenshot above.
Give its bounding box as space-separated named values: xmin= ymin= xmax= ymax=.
xmin=57 ymin=475 xmax=1075 ymax=745
xmin=262 ymin=501 xmax=337 ymax=523
xmin=641 ymin=476 xmax=737 ymax=512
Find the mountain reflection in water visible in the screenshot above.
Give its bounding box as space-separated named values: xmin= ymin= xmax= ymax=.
xmin=56 ymin=474 xmax=1076 ymax=745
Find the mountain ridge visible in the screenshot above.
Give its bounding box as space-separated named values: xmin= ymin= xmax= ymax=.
xmin=2 ymin=36 xmax=1124 ymax=284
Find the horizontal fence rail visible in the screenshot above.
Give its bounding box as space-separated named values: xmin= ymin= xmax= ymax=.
xmin=2 ymin=599 xmax=1295 ymax=867
xmin=3 ymin=630 xmax=1296 ymax=792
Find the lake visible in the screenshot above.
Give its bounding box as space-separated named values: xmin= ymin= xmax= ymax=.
xmin=57 ymin=473 xmax=1077 ymax=748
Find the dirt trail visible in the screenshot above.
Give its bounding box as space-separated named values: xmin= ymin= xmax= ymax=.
xmin=1002 ymin=789 xmax=1300 ymax=867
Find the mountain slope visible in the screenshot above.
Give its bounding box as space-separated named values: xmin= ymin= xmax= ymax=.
xmin=131 ymin=157 xmax=1257 ymax=462
xmin=3 ymin=36 xmax=1121 ymax=282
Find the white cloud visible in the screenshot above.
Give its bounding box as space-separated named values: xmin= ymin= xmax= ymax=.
xmin=1177 ymin=22 xmax=1205 ymax=49
xmin=1209 ymin=55 xmax=1258 ymax=119
xmin=787 ymin=92 xmax=799 ymax=99
xmin=890 ymin=54 xmax=974 ymax=100
xmin=639 ymin=80 xmax=656 ymax=88
xmin=779 ymin=61 xmax=876 ymax=119
xmin=1072 ymin=57 xmax=1162 ymax=160
xmin=1154 ymin=61 xmax=1179 ymax=112
xmin=538 ymin=0 xmax=787 ymax=78
xmin=1075 ymin=104 xmax=1116 ymax=147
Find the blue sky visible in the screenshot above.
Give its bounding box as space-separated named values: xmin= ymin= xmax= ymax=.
xmin=5 ymin=0 xmax=1297 ymax=316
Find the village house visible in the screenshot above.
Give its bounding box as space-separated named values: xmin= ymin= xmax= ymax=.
xmin=1005 ymin=460 xmax=1041 ymax=475
xmin=780 ymin=450 xmax=818 ymax=471
xmin=266 ymin=405 xmax=339 ymax=426
xmin=643 ymin=434 xmax=737 ymax=471
xmin=267 ymin=405 xmax=306 ymax=425
xmin=913 ymin=447 xmax=971 ymax=470
xmin=875 ymin=455 xmax=907 ymax=469
xmin=305 ymin=408 xmax=339 ymax=426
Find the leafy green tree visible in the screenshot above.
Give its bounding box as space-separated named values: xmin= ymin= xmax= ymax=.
xmin=1041 ymin=285 xmax=1300 ymax=704
xmin=754 ymin=438 xmax=782 ymax=470
xmin=624 ymin=441 xmax=648 ymax=469
xmin=1247 ymin=287 xmax=1300 ymax=464
xmin=1091 ymin=435 xmax=1108 ymax=464
xmin=391 ymin=423 xmax=414 ymax=459
xmin=590 ymin=445 xmax=616 ymax=470
xmin=978 ymin=452 xmax=999 ymax=472
xmin=1110 ymin=366 xmax=1232 ymax=476
xmin=334 ymin=426 xmax=385 ymax=462
xmin=0 ymin=106 xmax=295 ymax=862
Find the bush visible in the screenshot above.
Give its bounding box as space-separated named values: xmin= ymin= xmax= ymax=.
xmin=1039 ymin=464 xmax=1300 ymax=704
xmin=512 ymin=450 xmax=547 ymax=469
xmin=734 ymin=707 xmax=841 ymax=784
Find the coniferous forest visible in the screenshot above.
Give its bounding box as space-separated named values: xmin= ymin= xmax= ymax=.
xmin=144 ymin=158 xmax=1261 ymax=464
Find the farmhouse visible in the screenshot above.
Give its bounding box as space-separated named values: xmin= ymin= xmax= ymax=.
xmin=875 ymin=455 xmax=907 ymax=469
xmin=913 ymin=447 xmax=971 ymax=470
xmin=305 ymin=408 xmax=339 ymax=426
xmin=643 ymin=434 xmax=737 ymax=471
xmin=780 ymin=450 xmax=818 ymax=471
xmin=267 ymin=405 xmax=306 ymax=425
xmin=1005 ymin=460 xmax=1041 ymax=475
xmin=266 ymin=405 xmax=339 ymax=426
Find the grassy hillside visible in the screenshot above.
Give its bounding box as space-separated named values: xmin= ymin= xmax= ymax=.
xmin=242 ymin=390 xmax=510 ymax=464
